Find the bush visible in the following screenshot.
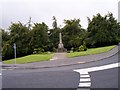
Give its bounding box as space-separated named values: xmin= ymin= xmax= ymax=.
xmin=53 ymin=47 xmax=57 ymax=52
xmin=78 ymin=45 xmax=84 ymax=51
xmin=70 ymin=47 xmax=74 ymax=52
xmin=33 ymin=48 xmax=44 ymax=54
xmin=67 ymin=50 xmax=70 ymax=53
xmin=78 ymin=42 xmax=87 ymax=51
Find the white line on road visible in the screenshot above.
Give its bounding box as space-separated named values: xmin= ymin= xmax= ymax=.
xmin=77 ymin=71 xmax=91 ymax=88
xmin=79 ymin=82 xmax=91 ymax=87
xmin=74 ymin=62 xmax=120 ymax=73
xmin=79 ymin=71 xmax=89 ymax=75
xmin=74 ymin=62 xmax=120 ymax=88
xmin=80 ymin=78 xmax=91 ymax=82
xmin=80 ymin=75 xmax=90 ymax=78
xmin=0 ymin=73 xmax=2 ymax=75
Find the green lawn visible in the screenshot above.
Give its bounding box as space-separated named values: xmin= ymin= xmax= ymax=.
xmin=67 ymin=45 xmax=116 ymax=58
xmin=3 ymin=53 xmax=53 ymax=64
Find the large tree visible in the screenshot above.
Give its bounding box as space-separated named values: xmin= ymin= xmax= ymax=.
xmin=29 ymin=22 xmax=49 ymax=52
xmin=9 ymin=22 xmax=30 ymax=57
xmin=2 ymin=29 xmax=13 ymax=60
xmin=2 ymin=22 xmax=31 ymax=60
xmin=49 ymin=16 xmax=60 ymax=50
xmin=62 ymin=18 xmax=86 ymax=50
xmin=87 ymin=13 xmax=120 ymax=47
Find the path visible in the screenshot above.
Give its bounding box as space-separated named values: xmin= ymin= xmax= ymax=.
xmin=50 ymin=52 xmax=67 ymax=60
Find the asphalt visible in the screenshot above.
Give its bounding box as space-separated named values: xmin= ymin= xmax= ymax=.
xmin=90 ymin=67 xmax=119 ymax=88
xmin=2 ymin=45 xmax=119 ymax=69
xmin=2 ymin=70 xmax=80 ymax=88
xmin=2 ymin=61 xmax=119 ymax=89
xmin=2 ymin=47 xmax=120 ymax=89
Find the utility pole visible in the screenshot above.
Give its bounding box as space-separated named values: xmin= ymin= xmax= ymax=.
xmin=13 ymin=43 xmax=16 ymax=66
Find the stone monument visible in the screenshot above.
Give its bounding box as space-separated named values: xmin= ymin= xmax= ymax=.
xmin=57 ymin=32 xmax=66 ymax=52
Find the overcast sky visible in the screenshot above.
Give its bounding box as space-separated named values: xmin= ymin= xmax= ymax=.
xmin=0 ymin=0 xmax=120 ymax=30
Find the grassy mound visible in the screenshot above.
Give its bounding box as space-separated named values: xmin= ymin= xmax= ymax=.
xmin=67 ymin=45 xmax=115 ymax=58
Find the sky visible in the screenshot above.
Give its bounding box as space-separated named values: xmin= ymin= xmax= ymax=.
xmin=0 ymin=0 xmax=120 ymax=30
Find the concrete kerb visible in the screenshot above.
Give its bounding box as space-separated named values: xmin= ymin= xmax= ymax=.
xmin=2 ymin=46 xmax=119 ymax=70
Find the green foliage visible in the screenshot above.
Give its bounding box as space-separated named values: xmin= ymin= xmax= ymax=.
xmin=79 ymin=45 xmax=84 ymax=51
xmin=2 ymin=13 xmax=120 ymax=60
xmin=2 ymin=29 xmax=13 ymax=60
xmin=87 ymin=13 xmax=120 ymax=47
xmin=78 ymin=42 xmax=87 ymax=51
xmin=29 ymin=22 xmax=49 ymax=51
xmin=49 ymin=16 xmax=59 ymax=49
xmin=62 ymin=18 xmax=86 ymax=50
xmin=2 ymin=21 xmax=49 ymax=60
xmin=53 ymin=47 xmax=57 ymax=52
xmin=33 ymin=48 xmax=45 ymax=54
xmin=2 ymin=43 xmax=14 ymax=60
xmin=52 ymin=16 xmax=57 ymax=29
xmin=49 ymin=28 xmax=59 ymax=48
xmin=9 ymin=22 xmax=30 ymax=57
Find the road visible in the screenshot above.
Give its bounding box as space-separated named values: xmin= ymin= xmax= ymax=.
xmin=2 ymin=51 xmax=120 ymax=90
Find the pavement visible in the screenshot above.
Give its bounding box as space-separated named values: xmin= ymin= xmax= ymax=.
xmin=2 ymin=45 xmax=119 ymax=69
xmin=50 ymin=52 xmax=67 ymax=60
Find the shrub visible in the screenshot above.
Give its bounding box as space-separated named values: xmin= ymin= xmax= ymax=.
xmin=78 ymin=42 xmax=87 ymax=51
xmin=53 ymin=47 xmax=57 ymax=52
xmin=33 ymin=48 xmax=44 ymax=54
xmin=79 ymin=45 xmax=84 ymax=51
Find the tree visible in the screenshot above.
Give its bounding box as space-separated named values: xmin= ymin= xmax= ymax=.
xmin=49 ymin=16 xmax=60 ymax=50
xmin=62 ymin=18 xmax=86 ymax=50
xmin=2 ymin=29 xmax=13 ymax=60
xmin=2 ymin=21 xmax=50 ymax=60
xmin=9 ymin=22 xmax=30 ymax=57
xmin=87 ymin=13 xmax=120 ymax=47
xmin=29 ymin=22 xmax=49 ymax=52
xmin=52 ymin=16 xmax=57 ymax=29
xmin=2 ymin=22 xmax=31 ymax=60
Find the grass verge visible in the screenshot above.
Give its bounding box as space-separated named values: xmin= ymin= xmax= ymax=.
xmin=67 ymin=45 xmax=116 ymax=58
xmin=3 ymin=53 xmax=53 ymax=64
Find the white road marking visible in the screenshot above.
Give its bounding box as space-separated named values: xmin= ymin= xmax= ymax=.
xmin=0 ymin=73 xmax=2 ymax=75
xmin=79 ymin=82 xmax=91 ymax=87
xmin=80 ymin=78 xmax=91 ymax=82
xmin=74 ymin=62 xmax=119 ymax=73
xmin=74 ymin=62 xmax=120 ymax=88
xmin=76 ymin=71 xmax=91 ymax=87
xmin=79 ymin=71 xmax=89 ymax=74
xmin=80 ymin=75 xmax=90 ymax=78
